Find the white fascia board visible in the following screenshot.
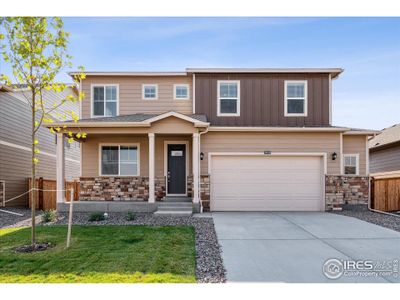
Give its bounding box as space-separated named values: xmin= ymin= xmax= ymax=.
xmin=69 ymin=71 xmax=187 ymax=77
xmin=208 ymin=126 xmax=350 ymax=132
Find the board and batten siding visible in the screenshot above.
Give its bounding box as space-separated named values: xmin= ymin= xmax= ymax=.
xmin=342 ymin=135 xmax=367 ymax=176
xmin=0 ymin=91 xmax=80 ymax=206
xmin=370 ymin=144 xmax=400 ymax=173
xmin=195 ymin=73 xmax=330 ymax=126
xmin=81 ymin=76 xmax=193 ymax=119
xmin=200 ymin=132 xmax=341 ymax=175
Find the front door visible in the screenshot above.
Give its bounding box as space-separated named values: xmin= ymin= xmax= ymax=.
xmin=167 ymin=144 xmax=186 ymax=195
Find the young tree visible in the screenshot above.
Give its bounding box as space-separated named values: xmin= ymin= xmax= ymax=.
xmin=0 ymin=17 xmax=86 ymax=246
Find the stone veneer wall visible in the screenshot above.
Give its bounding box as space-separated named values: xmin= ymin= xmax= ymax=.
xmin=200 ymin=175 xmax=210 ymax=212
xmin=325 ymin=175 xmax=369 ymax=210
xmin=80 ymin=176 xmax=166 ymax=201
xmin=187 ymin=175 xmax=193 ymax=197
xmin=155 ymin=176 xmax=166 ymax=200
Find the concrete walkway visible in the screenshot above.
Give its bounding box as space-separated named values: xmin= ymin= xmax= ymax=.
xmin=212 ymin=212 xmax=400 ymax=283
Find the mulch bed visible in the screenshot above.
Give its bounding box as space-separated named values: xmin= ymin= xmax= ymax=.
xmin=14 ymin=242 xmax=53 ymax=253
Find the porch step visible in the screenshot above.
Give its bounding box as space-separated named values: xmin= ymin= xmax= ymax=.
xmin=163 ymin=196 xmax=192 ymax=203
xmin=154 ymin=210 xmax=192 ymax=216
xmin=154 ymin=200 xmax=193 ymax=216
xmin=157 ymin=206 xmax=192 ymax=211
xmin=158 ymin=202 xmax=192 ymax=207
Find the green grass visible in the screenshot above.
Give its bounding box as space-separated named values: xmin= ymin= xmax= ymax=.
xmin=0 ymin=225 xmax=196 ymax=283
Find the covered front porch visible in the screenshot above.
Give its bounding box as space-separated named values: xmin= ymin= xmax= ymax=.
xmin=51 ymin=112 xmax=210 ymax=213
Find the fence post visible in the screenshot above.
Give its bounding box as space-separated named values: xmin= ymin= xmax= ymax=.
xmin=38 ymin=177 xmax=44 ymax=210
xmin=370 ymin=177 xmax=374 ymax=209
xmin=73 ymin=180 xmax=78 ymax=201
xmin=66 ymin=188 xmax=74 ymax=248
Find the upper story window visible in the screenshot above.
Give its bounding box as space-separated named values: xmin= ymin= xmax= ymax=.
xmin=101 ymin=144 xmax=139 ymax=176
xmin=92 ymin=85 xmax=118 ymax=117
xmin=174 ymin=84 xmax=189 ymax=100
xmin=142 ymin=84 xmax=158 ymax=100
xmin=284 ymin=80 xmax=308 ymax=117
xmin=217 ymin=80 xmax=240 ymax=116
xmin=343 ymin=154 xmax=359 ymax=175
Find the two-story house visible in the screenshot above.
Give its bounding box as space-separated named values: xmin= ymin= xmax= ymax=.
xmin=47 ymin=68 xmax=377 ymax=213
xmin=0 ymin=84 xmax=81 ymax=207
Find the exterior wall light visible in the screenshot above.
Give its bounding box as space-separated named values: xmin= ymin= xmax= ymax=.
xmin=200 ymin=152 xmax=204 ymax=160
xmin=331 ymin=152 xmax=337 ymax=160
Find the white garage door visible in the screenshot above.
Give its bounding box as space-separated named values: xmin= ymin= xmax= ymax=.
xmin=210 ymin=155 xmax=324 ymax=211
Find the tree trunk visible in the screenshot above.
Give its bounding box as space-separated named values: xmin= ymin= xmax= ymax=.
xmin=31 ymin=91 xmax=36 ymax=246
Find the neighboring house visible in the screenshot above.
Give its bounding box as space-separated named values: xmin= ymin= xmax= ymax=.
xmin=0 ymin=84 xmax=81 ymax=207
xmin=46 ymin=68 xmax=377 ymax=213
xmin=369 ymin=123 xmax=400 ymax=173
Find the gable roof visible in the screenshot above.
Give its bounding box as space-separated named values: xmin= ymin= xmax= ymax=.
xmin=369 ymin=123 xmax=400 ymax=150
xmin=45 ymin=111 xmax=209 ymax=128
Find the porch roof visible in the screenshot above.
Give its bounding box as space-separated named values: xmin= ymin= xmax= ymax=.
xmin=44 ymin=111 xmax=209 ymax=128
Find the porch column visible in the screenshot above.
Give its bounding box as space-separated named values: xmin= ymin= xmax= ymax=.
xmin=56 ymin=133 xmax=65 ymax=203
xmin=148 ymin=133 xmax=155 ymax=203
xmin=192 ymin=133 xmax=199 ymax=203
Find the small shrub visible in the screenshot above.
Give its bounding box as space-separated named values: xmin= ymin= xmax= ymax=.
xmin=126 ymin=212 xmax=135 ymax=221
xmin=41 ymin=210 xmax=57 ymax=223
xmin=88 ymin=212 xmax=105 ymax=222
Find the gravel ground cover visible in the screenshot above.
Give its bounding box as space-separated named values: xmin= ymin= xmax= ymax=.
xmin=332 ymin=208 xmax=400 ymax=233
xmin=0 ymin=208 xmax=226 ymax=283
xmin=0 ymin=207 xmax=42 ymax=228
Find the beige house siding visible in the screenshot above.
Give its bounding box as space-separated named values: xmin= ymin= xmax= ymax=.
xmin=81 ymin=134 xmax=192 ymax=178
xmin=199 ymin=132 xmax=341 ymax=174
xmin=0 ymin=90 xmax=80 ymax=207
xmin=81 ymin=76 xmax=193 ymax=119
xmin=370 ymin=144 xmax=400 ymax=173
xmin=343 ymin=135 xmax=367 ymax=176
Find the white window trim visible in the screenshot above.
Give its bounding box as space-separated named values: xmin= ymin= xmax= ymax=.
xmin=173 ymin=84 xmax=190 ymax=100
xmin=91 ymin=84 xmax=119 ymax=118
xmin=217 ymin=80 xmax=240 ymax=117
xmin=342 ymin=153 xmax=359 ymax=176
xmin=284 ymin=80 xmax=308 ymax=117
xmin=98 ymin=143 xmax=140 ymax=177
xmin=142 ymin=84 xmax=158 ymax=100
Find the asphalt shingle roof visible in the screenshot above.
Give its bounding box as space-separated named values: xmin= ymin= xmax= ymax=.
xmin=73 ymin=113 xmax=207 ymax=123
xmin=369 ymin=123 xmax=400 ymax=149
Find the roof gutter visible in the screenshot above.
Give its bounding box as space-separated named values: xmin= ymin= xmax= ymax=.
xmin=186 ymin=68 xmax=344 ymax=79
xmin=343 ymin=130 xmax=380 ymax=136
xmin=68 ymin=68 xmax=344 ymax=79
xmin=68 ymin=72 xmax=188 ymax=77
xmin=208 ymin=126 xmax=350 ymax=133
xmin=43 ymin=121 xmax=210 ymax=128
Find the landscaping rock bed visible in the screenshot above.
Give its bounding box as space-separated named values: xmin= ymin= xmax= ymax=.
xmin=0 ymin=207 xmax=42 ymax=228
xmin=332 ymin=208 xmax=400 ymax=233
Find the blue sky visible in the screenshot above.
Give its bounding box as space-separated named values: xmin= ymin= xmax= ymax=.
xmin=1 ymin=17 xmax=399 ymax=129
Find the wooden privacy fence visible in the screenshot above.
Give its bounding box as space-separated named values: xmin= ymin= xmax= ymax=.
xmin=29 ymin=178 xmax=80 ymax=210
xmin=371 ymin=173 xmax=400 ymax=212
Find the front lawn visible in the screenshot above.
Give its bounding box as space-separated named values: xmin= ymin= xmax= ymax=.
xmin=0 ymin=225 xmax=196 ymax=283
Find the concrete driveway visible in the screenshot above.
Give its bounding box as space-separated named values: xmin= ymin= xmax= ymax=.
xmin=212 ymin=212 xmax=400 ymax=283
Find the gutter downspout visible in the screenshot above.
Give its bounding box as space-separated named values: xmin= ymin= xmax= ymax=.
xmin=198 ymin=127 xmax=209 ymax=213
